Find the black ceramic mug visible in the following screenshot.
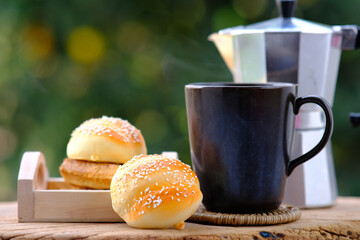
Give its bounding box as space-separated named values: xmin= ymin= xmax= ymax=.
xmin=185 ymin=82 xmax=333 ymax=213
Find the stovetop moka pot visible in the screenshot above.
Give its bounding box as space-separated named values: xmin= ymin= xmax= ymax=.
xmin=209 ymin=0 xmax=360 ymax=208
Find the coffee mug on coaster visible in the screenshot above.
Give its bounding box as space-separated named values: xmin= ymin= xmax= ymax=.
xmin=185 ymin=82 xmax=333 ymax=213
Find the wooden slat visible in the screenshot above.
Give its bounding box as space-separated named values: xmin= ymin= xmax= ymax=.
xmin=33 ymin=190 xmax=122 ymax=222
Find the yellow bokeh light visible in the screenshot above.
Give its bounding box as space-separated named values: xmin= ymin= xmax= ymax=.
xmin=67 ymin=26 xmax=105 ymax=64
xmin=21 ymin=24 xmax=54 ymax=61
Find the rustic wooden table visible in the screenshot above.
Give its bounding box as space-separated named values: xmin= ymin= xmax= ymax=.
xmin=0 ymin=197 xmax=359 ymax=239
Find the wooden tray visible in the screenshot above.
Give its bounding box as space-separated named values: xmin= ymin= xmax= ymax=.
xmin=17 ymin=151 xmax=178 ymax=223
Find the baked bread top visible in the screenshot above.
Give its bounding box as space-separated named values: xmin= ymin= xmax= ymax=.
xmin=67 ymin=116 xmax=147 ymax=164
xmin=110 ymin=154 xmax=203 ymax=229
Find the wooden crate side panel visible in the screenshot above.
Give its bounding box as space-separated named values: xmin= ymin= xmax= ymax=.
xmin=18 ymin=152 xmax=49 ymax=222
xmin=17 ymin=151 xmax=178 ymax=222
xmin=17 ymin=180 xmax=34 ymax=222
xmin=33 ymin=190 xmax=123 ymax=222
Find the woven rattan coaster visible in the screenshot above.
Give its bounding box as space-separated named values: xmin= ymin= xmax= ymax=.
xmin=188 ymin=204 xmax=301 ymax=226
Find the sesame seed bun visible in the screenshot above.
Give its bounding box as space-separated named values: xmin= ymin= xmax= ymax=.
xmin=110 ymin=154 xmax=203 ymax=229
xmin=66 ymin=116 xmax=147 ymax=164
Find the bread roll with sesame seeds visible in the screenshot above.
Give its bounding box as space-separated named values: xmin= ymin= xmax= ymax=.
xmin=67 ymin=116 xmax=147 ymax=164
xmin=110 ymin=154 xmax=203 ymax=229
xmin=60 ymin=116 xmax=147 ymax=189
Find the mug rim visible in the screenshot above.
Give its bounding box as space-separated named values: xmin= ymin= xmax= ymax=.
xmin=185 ymin=82 xmax=297 ymax=89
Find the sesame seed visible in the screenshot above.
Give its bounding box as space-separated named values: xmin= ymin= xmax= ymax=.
xmin=72 ymin=116 xmax=142 ymax=143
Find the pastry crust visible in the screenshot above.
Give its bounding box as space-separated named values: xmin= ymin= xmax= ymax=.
xmin=60 ymin=158 xmax=120 ymax=189
xmin=110 ymin=154 xmax=203 ymax=229
xmin=67 ymin=116 xmax=147 ymax=164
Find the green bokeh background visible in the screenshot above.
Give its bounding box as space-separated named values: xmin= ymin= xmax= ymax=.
xmin=0 ymin=0 xmax=359 ymax=201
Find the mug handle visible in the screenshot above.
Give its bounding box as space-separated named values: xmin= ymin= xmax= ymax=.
xmin=287 ymin=95 xmax=333 ymax=176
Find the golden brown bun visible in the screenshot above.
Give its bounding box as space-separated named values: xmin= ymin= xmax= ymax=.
xmin=110 ymin=154 xmax=203 ymax=229
xmin=60 ymin=158 xmax=120 ymax=189
xmin=67 ymin=116 xmax=147 ymax=164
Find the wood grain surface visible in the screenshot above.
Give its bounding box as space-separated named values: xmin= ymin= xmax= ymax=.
xmin=1 ymin=197 xmax=360 ymax=239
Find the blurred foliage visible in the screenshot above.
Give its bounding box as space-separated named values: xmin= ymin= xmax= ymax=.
xmin=0 ymin=0 xmax=359 ymax=201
